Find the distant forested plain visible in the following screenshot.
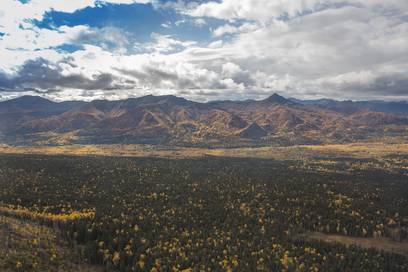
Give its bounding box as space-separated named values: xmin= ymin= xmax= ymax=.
xmin=0 ymin=153 xmax=407 ymax=271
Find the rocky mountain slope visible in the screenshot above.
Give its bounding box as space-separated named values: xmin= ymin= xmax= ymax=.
xmin=1 ymin=94 xmax=407 ymax=146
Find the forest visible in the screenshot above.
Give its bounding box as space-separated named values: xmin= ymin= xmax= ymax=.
xmin=0 ymin=154 xmax=407 ymax=271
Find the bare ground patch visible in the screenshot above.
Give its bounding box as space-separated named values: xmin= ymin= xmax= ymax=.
xmin=306 ymin=232 xmax=408 ymax=257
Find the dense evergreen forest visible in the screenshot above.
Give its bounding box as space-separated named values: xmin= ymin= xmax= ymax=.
xmin=0 ymin=154 xmax=407 ymax=271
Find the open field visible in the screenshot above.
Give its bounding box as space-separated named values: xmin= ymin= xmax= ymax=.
xmin=2 ymin=142 xmax=408 ymax=160
xmin=306 ymin=232 xmax=408 ymax=257
xmin=2 ymin=142 xmax=408 ymax=178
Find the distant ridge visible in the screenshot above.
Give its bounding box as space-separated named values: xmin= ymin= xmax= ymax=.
xmin=291 ymin=97 xmax=408 ymax=115
xmin=0 ymin=93 xmax=408 ymax=146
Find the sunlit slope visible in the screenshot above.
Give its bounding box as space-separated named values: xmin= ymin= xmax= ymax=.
xmin=1 ymin=94 xmax=408 ymax=146
xmin=0 ymin=214 xmax=101 ymax=272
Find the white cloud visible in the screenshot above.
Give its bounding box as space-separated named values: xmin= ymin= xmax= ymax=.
xmin=0 ymin=24 xmax=129 ymax=73
xmin=144 ymin=33 xmax=197 ymax=53
xmin=174 ymin=19 xmax=186 ymax=26
xmin=208 ymin=40 xmax=223 ymax=49
xmin=187 ymin=0 xmax=408 ymax=22
xmin=194 ymin=18 xmax=207 ymax=27
xmin=0 ymin=1 xmax=94 ymax=35
xmin=187 ymin=0 xmax=324 ymax=22
xmin=0 ymin=47 xmax=64 ymax=74
xmin=222 ymin=62 xmax=242 ymax=77
xmin=212 ymin=22 xmax=258 ymax=37
xmin=0 ymin=0 xmax=141 ymax=72
xmin=319 ymin=70 xmax=377 ymax=87
xmin=0 ymin=25 xmax=89 ymax=51
xmin=213 ymin=24 xmax=238 ymax=37
xmin=161 ymin=22 xmax=172 ymax=28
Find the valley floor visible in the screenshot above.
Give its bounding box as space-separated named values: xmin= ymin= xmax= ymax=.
xmin=0 ymin=144 xmax=407 ymax=271
xmin=1 ymin=142 xmax=408 ymax=160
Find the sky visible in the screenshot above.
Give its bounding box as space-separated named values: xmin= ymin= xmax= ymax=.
xmin=0 ymin=0 xmax=407 ymax=102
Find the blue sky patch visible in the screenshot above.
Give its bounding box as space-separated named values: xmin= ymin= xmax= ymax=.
xmin=32 ymin=1 xmax=224 ymax=51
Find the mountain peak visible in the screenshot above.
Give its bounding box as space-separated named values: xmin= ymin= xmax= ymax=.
xmin=11 ymin=95 xmax=51 ymax=103
xmin=262 ymin=93 xmax=291 ymax=105
xmin=0 ymin=95 xmax=55 ymax=108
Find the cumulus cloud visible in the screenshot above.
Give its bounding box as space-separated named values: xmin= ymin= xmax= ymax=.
xmin=73 ymin=26 xmax=130 ymax=52
xmin=187 ymin=0 xmax=408 ymax=22
xmin=0 ymin=44 xmax=250 ymax=100
xmin=143 ymin=33 xmax=197 ymax=53
xmin=0 ymin=24 xmax=130 ymax=75
xmin=187 ymin=0 xmax=324 ymax=22
xmin=212 ymin=24 xmax=238 ymax=37
xmin=197 ymin=3 xmax=408 ymax=100
xmin=0 ymin=1 xmax=142 ymax=72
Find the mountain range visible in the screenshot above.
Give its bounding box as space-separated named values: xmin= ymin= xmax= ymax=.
xmin=1 ymin=94 xmax=408 ymax=147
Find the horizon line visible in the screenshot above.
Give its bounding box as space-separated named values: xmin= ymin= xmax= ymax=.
xmin=2 ymin=93 xmax=408 ymax=104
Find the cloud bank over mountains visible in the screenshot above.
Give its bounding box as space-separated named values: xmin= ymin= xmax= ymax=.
xmin=0 ymin=0 xmax=407 ymax=101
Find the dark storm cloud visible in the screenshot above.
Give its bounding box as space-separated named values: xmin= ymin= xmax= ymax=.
xmin=369 ymin=75 xmax=408 ymax=96
xmin=317 ymin=71 xmax=408 ymax=99
xmin=0 ymin=58 xmax=126 ymax=92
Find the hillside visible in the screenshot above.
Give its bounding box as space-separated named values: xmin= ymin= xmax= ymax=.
xmin=0 ymin=214 xmax=101 ymax=272
xmin=0 ymin=94 xmax=408 ymax=146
